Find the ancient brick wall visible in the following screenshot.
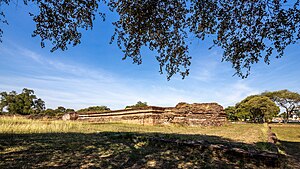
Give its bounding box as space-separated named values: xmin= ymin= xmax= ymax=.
xmin=152 ymin=103 xmax=227 ymax=126
xmin=76 ymin=103 xmax=227 ymax=126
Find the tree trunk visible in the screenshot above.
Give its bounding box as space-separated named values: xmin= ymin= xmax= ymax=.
xmin=285 ymin=108 xmax=289 ymax=124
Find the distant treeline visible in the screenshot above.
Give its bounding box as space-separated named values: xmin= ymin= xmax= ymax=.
xmin=0 ymin=88 xmax=76 ymax=117
xmin=3 ymin=88 xmax=298 ymax=123
xmin=125 ymin=101 xmax=148 ymax=109
xmin=0 ymin=88 xmax=148 ymax=117
xmin=77 ymin=106 xmax=110 ymax=114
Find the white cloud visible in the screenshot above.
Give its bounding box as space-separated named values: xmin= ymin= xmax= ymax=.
xmin=213 ymin=81 xmax=260 ymax=107
xmin=0 ymin=74 xmax=197 ymax=110
xmin=3 ymin=43 xmax=295 ymax=111
xmin=19 ymin=48 xmax=43 ymax=63
xmin=0 ymin=44 xmax=197 ymax=109
xmin=0 ymin=45 xmax=259 ymax=110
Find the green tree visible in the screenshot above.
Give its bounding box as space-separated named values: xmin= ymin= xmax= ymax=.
xmin=1 ymin=1 xmax=300 ymax=79
xmin=42 ymin=108 xmax=56 ymax=116
xmin=77 ymin=106 xmax=110 ymax=113
xmin=41 ymin=107 xmax=75 ymax=117
xmin=224 ymin=106 xmax=238 ymax=121
xmin=236 ymin=96 xmax=280 ymax=123
xmin=125 ymin=101 xmax=148 ymax=109
xmin=232 ymin=95 xmax=259 ymax=121
xmin=19 ymin=88 xmax=37 ymax=115
xmin=0 ymin=88 xmax=45 ymax=115
xmin=34 ymin=98 xmax=45 ymax=112
xmin=56 ymin=106 xmax=66 ymax=113
xmin=262 ymin=90 xmax=300 ymax=123
xmin=2 ymin=91 xmax=21 ymax=115
xmin=65 ymin=108 xmax=75 ymax=113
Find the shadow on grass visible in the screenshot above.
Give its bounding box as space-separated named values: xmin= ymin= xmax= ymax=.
xmin=277 ymin=139 xmax=300 ymax=169
xmin=278 ymin=140 xmax=300 ymax=158
xmin=0 ymin=132 xmax=284 ymax=169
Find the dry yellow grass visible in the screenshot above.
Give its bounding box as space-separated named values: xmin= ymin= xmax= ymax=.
xmin=0 ymin=116 xmax=267 ymax=143
xmin=269 ymin=124 xmax=300 ymax=142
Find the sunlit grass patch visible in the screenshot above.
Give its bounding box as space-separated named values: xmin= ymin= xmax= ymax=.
xmin=0 ymin=116 xmax=85 ymax=133
xmin=0 ymin=146 xmax=28 ymax=155
xmin=0 ymin=116 xmax=268 ymax=144
xmin=269 ymin=123 xmax=300 ymax=168
xmin=269 ymin=124 xmax=300 ymax=142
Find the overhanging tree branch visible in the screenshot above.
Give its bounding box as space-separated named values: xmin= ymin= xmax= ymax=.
xmin=1 ymin=0 xmax=300 ymax=79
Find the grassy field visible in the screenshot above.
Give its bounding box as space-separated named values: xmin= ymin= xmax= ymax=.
xmin=0 ymin=116 xmax=297 ymax=168
xmin=269 ymin=123 xmax=300 ymax=168
xmin=0 ymin=116 xmax=267 ymax=143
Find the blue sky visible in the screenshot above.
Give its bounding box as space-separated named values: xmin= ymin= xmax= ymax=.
xmin=0 ymin=3 xmax=299 ymax=110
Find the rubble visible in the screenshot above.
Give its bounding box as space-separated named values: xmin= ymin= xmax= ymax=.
xmin=62 ymin=112 xmax=79 ymax=120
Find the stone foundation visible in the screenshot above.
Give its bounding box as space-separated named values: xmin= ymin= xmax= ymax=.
xmin=77 ymin=102 xmax=227 ymax=126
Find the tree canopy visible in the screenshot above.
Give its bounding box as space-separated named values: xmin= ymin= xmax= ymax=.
xmin=77 ymin=106 xmax=110 ymax=113
xmin=1 ymin=0 xmax=300 ymax=79
xmin=0 ymin=88 xmax=45 ymax=115
xmin=42 ymin=106 xmax=75 ymax=117
xmin=262 ymin=90 xmax=300 ymax=122
xmin=224 ymin=106 xmax=238 ymax=121
xmin=125 ymin=101 xmax=148 ymax=109
xmin=226 ymin=95 xmax=280 ymax=122
xmin=236 ymin=95 xmax=280 ymax=123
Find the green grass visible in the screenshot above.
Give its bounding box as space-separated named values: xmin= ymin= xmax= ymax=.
xmin=0 ymin=116 xmax=285 ymax=168
xmin=270 ymin=124 xmax=300 ymax=169
xmin=270 ymin=124 xmax=300 ymax=142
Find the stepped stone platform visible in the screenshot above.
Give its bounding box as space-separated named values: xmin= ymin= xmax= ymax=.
xmin=75 ymin=102 xmax=227 ymax=126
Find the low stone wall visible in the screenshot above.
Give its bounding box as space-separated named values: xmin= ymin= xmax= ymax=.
xmin=77 ymin=102 xmax=227 ymax=126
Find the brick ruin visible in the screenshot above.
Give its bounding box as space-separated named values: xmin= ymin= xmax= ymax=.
xmin=75 ymin=102 xmax=227 ymax=126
